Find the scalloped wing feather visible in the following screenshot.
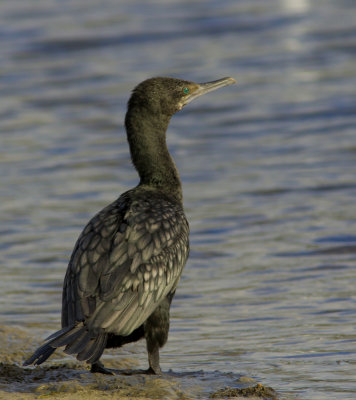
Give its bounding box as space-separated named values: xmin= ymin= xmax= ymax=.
xmin=62 ymin=189 xmax=189 ymax=337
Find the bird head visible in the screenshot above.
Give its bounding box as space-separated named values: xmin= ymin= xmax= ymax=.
xmin=128 ymin=76 xmax=236 ymax=117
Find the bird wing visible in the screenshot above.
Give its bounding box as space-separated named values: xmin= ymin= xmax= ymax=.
xmin=62 ymin=189 xmax=189 ymax=336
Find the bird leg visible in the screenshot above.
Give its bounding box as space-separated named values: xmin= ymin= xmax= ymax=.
xmin=146 ymin=344 xmax=162 ymax=374
xmin=144 ymin=295 xmax=172 ymax=375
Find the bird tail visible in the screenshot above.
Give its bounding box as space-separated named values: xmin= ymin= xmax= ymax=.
xmin=23 ymin=322 xmax=108 ymax=366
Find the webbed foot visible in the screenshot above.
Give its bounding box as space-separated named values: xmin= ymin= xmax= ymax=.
xmin=118 ymin=367 xmax=162 ymax=375
xmin=90 ymin=361 xmax=115 ymax=375
xmin=146 ymin=365 xmax=162 ymax=375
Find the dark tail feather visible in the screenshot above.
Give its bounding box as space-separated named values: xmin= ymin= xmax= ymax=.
xmin=45 ymin=325 xmax=73 ymax=341
xmin=86 ymin=333 xmax=107 ymax=364
xmin=23 ymin=322 xmax=107 ymax=367
xmin=64 ymin=328 xmax=91 ymax=355
xmin=77 ymin=333 xmax=107 ymax=364
xmin=23 ymin=343 xmax=56 ymax=366
xmin=50 ymin=323 xmax=84 ymax=348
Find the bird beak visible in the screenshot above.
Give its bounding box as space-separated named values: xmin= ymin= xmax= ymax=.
xmin=180 ymin=77 xmax=236 ymax=108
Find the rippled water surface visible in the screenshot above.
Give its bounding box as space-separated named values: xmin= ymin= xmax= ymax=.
xmin=1 ymin=0 xmax=356 ymax=399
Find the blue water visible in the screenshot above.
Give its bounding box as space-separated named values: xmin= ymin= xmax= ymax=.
xmin=1 ymin=0 xmax=356 ymax=398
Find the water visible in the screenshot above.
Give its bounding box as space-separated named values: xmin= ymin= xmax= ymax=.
xmin=1 ymin=0 xmax=356 ymax=398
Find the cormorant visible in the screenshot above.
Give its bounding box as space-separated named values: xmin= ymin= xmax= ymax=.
xmin=23 ymin=76 xmax=236 ymax=375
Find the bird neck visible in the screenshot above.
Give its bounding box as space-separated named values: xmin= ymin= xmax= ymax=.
xmin=125 ymin=106 xmax=182 ymax=201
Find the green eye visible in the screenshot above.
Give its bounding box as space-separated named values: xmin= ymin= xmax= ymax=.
xmin=183 ymin=87 xmax=189 ymax=94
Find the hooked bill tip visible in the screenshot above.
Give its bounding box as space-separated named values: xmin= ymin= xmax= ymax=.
xmin=197 ymin=76 xmax=237 ymax=93
xmin=218 ymin=77 xmax=237 ymax=86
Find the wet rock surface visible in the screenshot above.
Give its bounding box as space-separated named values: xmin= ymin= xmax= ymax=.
xmin=210 ymin=383 xmax=278 ymax=399
xmin=0 ymin=326 xmax=279 ymax=399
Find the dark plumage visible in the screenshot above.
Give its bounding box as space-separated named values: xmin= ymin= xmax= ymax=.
xmin=24 ymin=76 xmax=236 ymax=374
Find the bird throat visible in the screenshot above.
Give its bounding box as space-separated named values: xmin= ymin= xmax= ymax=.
xmin=125 ymin=106 xmax=182 ymax=200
